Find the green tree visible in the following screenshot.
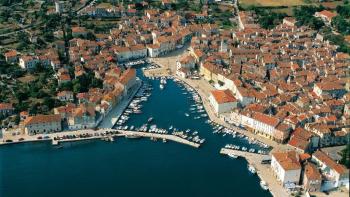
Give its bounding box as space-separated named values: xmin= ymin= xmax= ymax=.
xmin=340 ymin=144 xmax=350 ymax=168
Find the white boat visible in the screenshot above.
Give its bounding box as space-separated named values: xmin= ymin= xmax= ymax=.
xmin=185 ymin=113 xmax=189 ymax=117
xmin=228 ymin=153 xmax=238 ymax=159
xmin=248 ymin=165 xmax=256 ymax=174
xmin=260 ymin=181 xmax=269 ymax=191
xmin=160 ymin=84 xmax=164 ymax=89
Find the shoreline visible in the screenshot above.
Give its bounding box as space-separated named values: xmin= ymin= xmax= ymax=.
xmin=220 ymin=148 xmax=289 ymax=197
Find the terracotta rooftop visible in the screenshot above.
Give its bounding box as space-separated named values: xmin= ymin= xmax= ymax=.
xmin=313 ymin=150 xmax=348 ymax=175
xmin=24 ymin=114 xmax=61 ymax=126
xmin=210 ymin=89 xmax=237 ymax=104
xmin=272 ymin=151 xmax=301 ymax=171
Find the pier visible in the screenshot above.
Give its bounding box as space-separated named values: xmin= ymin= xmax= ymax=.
xmin=4 ymin=128 xmax=201 ymax=148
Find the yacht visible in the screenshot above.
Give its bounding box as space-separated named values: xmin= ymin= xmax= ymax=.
xmin=185 ymin=113 xmax=189 ymax=117
xmin=228 ymin=153 xmax=238 ymax=159
xmin=160 ymin=84 xmax=164 ymax=89
xmin=248 ymin=165 xmax=256 ymax=174
xmin=260 ymin=181 xmax=269 ymax=191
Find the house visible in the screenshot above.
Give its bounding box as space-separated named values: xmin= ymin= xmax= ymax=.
xmin=119 ymin=68 xmax=137 ymax=93
xmin=57 ymin=91 xmax=74 ymax=102
xmin=177 ymin=55 xmax=195 ymax=69
xmin=209 ymin=89 xmax=237 ymax=115
xmin=68 ymin=104 xmax=96 ymax=130
xmin=271 ymin=151 xmax=301 ymax=188
xmin=313 ymin=82 xmax=345 ymax=98
xmin=72 ymin=27 xmax=88 ymax=38
xmin=58 ymin=74 xmax=71 ymax=84
xmin=315 ymin=10 xmax=337 ymax=24
xmin=312 ymin=150 xmax=349 ymax=191
xmin=114 ymin=47 xmax=132 ymax=62
xmin=147 ymin=44 xmax=161 ymax=57
xmin=0 ymin=103 xmax=14 ymax=118
xmin=303 ymin=162 xmax=322 ymax=192
xmin=235 ymin=87 xmax=255 ymax=107
xmin=283 ymin=17 xmax=296 ymax=27
xmin=4 ymin=50 xmax=18 ymax=63
xmin=176 ymin=67 xmax=191 ymax=78
xmin=23 ymin=114 xmax=62 ymax=135
xmin=250 ymin=112 xmax=280 ymax=140
xmin=19 ymin=55 xmax=40 ymax=69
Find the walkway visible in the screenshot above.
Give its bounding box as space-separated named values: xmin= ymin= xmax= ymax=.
xmin=0 ymin=128 xmax=201 ymax=148
xmin=220 ymin=148 xmax=289 ymax=197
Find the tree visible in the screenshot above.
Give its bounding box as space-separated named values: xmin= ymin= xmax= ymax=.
xmin=340 ymin=144 xmax=350 ymax=168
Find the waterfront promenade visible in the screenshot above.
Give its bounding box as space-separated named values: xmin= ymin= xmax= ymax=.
xmin=0 ymin=128 xmax=201 ymax=148
xmin=220 ymin=148 xmax=289 ymax=197
xmin=98 ymin=79 xmax=142 ymax=129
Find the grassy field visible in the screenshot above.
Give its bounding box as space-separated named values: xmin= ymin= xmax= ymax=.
xmin=239 ymin=0 xmax=344 ymax=16
xmin=239 ymin=0 xmax=308 ymax=7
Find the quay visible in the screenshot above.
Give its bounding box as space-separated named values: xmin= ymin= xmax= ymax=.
xmin=1 ymin=129 xmax=201 ymax=148
xmin=220 ymin=148 xmax=289 ymax=197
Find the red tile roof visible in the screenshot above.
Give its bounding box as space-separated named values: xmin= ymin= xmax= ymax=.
xmin=313 ymin=150 xmax=348 ymax=175
xmin=272 ymin=151 xmax=301 ymax=171
xmin=24 ymin=114 xmax=61 ymax=126
xmin=210 ymin=89 xmax=237 ymax=104
xmin=252 ymin=112 xmax=279 ymax=127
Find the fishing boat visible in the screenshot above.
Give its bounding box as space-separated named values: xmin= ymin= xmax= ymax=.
xmin=260 ymin=181 xmax=269 ymax=191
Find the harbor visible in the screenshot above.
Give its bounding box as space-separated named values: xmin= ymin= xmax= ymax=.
xmin=0 ymin=64 xmax=272 ymax=197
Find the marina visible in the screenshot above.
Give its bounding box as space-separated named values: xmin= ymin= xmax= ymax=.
xmin=0 ymin=65 xmax=272 ymax=197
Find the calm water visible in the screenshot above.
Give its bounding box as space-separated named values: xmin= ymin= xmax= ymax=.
xmin=0 ymin=69 xmax=272 ymax=197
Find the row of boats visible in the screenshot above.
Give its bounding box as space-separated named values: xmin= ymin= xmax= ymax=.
xmin=159 ymin=77 xmax=167 ymax=90
xmin=117 ymin=82 xmax=153 ymax=125
xmin=115 ymin=123 xmax=206 ymax=144
xmin=123 ymin=59 xmax=146 ymax=67
xmin=224 ymin=144 xmax=268 ymax=155
xmin=211 ymin=123 xmax=270 ymax=150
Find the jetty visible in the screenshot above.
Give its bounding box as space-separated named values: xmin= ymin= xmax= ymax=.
xmin=119 ymin=130 xmax=200 ymax=148
xmin=0 ymin=128 xmax=201 ymax=148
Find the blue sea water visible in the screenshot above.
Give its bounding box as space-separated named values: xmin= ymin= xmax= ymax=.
xmin=0 ymin=69 xmax=272 ymax=197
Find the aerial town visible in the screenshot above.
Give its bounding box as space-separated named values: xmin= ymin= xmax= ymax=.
xmin=0 ymin=0 xmax=349 ymax=197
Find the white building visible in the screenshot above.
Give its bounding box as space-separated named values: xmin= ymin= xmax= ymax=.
xmin=23 ymin=114 xmax=62 ymax=135
xmin=209 ymin=89 xmax=237 ymax=115
xmin=271 ymin=151 xmax=301 ymax=187
xmin=177 ymin=55 xmax=195 ymax=69
xmin=19 ymin=55 xmax=40 ymax=70
xmin=312 ymin=150 xmax=349 ymax=191
xmin=147 ymin=44 xmax=161 ymax=57
xmin=235 ymin=87 xmax=255 ymax=107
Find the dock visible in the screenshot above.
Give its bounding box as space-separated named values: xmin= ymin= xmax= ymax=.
xmin=118 ymin=130 xmax=200 ymax=148
xmin=45 ymin=128 xmax=200 ymax=148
